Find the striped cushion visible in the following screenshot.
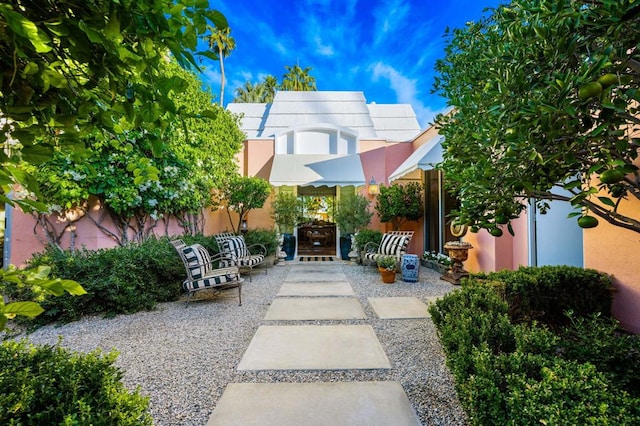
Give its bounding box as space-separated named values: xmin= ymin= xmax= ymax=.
xmin=222 ymin=236 xmax=249 ymax=259
xmin=236 ymin=254 xmax=264 ymax=267
xmin=183 ymin=273 xmax=237 ymax=292
xmin=379 ymin=234 xmax=409 ymax=256
xmin=181 ymin=244 xmax=211 ymax=280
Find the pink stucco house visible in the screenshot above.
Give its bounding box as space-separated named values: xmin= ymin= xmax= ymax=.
xmin=4 ymin=90 xmax=639 ymax=333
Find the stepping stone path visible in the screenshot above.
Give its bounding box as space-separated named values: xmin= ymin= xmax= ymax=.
xmin=208 ymin=262 xmax=429 ymax=425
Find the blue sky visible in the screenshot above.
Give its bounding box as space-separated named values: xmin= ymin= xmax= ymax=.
xmin=202 ymin=0 xmax=502 ymax=128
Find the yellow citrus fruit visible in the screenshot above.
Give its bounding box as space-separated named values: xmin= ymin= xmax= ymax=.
xmin=578 ymin=82 xmax=603 ymax=100
xmin=597 ymin=73 xmax=618 ymax=88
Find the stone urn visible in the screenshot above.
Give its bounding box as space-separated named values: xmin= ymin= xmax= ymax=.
xmin=441 ymin=241 xmax=473 ymax=285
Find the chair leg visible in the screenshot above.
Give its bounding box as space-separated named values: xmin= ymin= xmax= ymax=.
xmin=185 ymin=291 xmax=194 ymax=306
xmin=238 ymin=285 xmax=242 ymax=306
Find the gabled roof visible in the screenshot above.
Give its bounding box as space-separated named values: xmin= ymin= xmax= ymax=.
xmin=227 ymin=91 xmax=421 ymax=141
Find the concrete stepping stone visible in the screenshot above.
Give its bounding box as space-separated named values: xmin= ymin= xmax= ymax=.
xmin=285 ymin=264 xmax=348 ymax=282
xmin=277 ymin=281 xmax=355 ymax=297
xmin=368 ymin=297 xmax=431 ymax=319
xmin=237 ymin=325 xmax=391 ymax=370
xmin=207 ymin=381 xmax=420 ymax=425
xmin=264 ymin=297 xmax=366 ymax=321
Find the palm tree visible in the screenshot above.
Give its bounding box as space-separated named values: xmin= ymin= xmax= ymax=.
xmin=262 ymin=74 xmax=278 ymax=102
xmin=233 ymin=81 xmax=266 ymax=103
xmin=207 ymin=26 xmax=236 ymax=105
xmin=280 ymin=64 xmax=317 ymax=91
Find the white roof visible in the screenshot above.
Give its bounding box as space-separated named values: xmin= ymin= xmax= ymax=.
xmin=388 ymin=135 xmax=444 ymax=182
xmin=269 ymin=154 xmax=365 ymax=187
xmin=228 ymin=91 xmax=421 ymax=141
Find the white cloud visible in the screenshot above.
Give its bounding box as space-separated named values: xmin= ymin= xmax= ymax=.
xmin=370 ymin=61 xmax=442 ymax=128
xmin=372 ymin=0 xmax=410 ymax=46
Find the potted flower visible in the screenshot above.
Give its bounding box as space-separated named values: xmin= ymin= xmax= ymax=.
xmin=421 ymin=251 xmax=452 ymax=274
xmin=377 ymin=255 xmax=397 ymax=284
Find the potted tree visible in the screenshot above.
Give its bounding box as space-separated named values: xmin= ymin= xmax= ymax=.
xmin=374 ymin=182 xmax=423 ymax=230
xmin=376 ymin=255 xmax=397 ymax=283
xmin=270 ymin=192 xmax=301 ymax=260
xmin=334 ymin=194 xmax=373 ymax=260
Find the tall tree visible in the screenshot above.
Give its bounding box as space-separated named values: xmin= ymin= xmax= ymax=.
xmin=207 ymin=26 xmax=236 ymax=105
xmin=232 ymin=74 xmax=279 ymax=103
xmin=374 ymin=182 xmax=423 ymax=230
xmin=0 ymin=1 xmax=227 ymax=212
xmin=434 ymin=0 xmax=640 ymax=235
xmin=280 ymin=64 xmax=317 ymax=91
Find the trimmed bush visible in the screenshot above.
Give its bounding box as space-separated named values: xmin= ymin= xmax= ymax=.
xmin=430 ymin=269 xmax=640 ymax=425
xmin=0 ymin=340 xmax=152 ymax=425
xmin=471 ymin=265 xmax=614 ymax=327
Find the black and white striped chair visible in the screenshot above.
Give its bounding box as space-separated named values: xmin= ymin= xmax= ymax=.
xmin=214 ymin=234 xmax=267 ymax=282
xmin=362 ymin=232 xmax=413 ymax=270
xmin=171 ymin=239 xmax=243 ymax=305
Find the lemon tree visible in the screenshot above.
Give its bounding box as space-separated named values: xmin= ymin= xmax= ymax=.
xmin=434 ymin=0 xmax=640 ymax=234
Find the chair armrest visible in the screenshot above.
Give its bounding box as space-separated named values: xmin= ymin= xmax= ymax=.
xmin=363 ymin=241 xmax=379 ymax=253
xmin=246 ymin=243 xmax=267 ymax=256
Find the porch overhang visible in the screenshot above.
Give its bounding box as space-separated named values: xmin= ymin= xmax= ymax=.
xmin=269 ymin=154 xmax=366 ymax=187
xmin=388 ymin=135 xmax=444 ymax=182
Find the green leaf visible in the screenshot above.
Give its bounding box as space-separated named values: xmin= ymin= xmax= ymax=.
xmin=3 ymin=301 xmax=45 ymax=318
xmin=597 ymin=196 xmax=616 ymax=207
xmin=60 ymin=279 xmax=87 ymax=296
xmin=104 ymin=13 xmax=122 ymax=42
xmin=0 ymin=5 xmax=52 ymax=53
xmin=22 ymin=145 xmax=54 ymax=165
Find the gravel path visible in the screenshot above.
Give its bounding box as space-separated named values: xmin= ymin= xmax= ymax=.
xmin=18 ymin=262 xmax=468 ymax=426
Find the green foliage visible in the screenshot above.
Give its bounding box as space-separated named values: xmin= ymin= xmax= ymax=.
xmin=472 ymin=265 xmax=614 ymax=327
xmin=0 ymin=0 xmax=228 ymax=212
xmin=334 ymin=193 xmax=373 ymax=234
xmin=376 ymin=255 xmax=397 ymax=271
xmin=216 ymin=176 xmax=271 ymax=234
xmin=233 ymin=75 xmax=278 ymax=103
xmin=0 ymin=340 xmax=152 ymax=425
xmin=271 ymin=192 xmax=302 ymax=234
xmin=4 ymin=236 xmax=213 ymax=325
xmin=0 ymin=265 xmax=85 ymax=331
xmin=374 ymin=182 xmax=423 ymax=230
xmin=434 ymin=0 xmax=640 ymax=233
xmin=430 ymin=269 xmax=640 ymax=425
xmin=353 ymin=229 xmax=383 ymax=252
xmin=244 ymin=228 xmax=279 ymax=256
xmin=32 ymin=61 xmax=245 ymax=245
xmin=280 ymin=64 xmax=317 ymax=91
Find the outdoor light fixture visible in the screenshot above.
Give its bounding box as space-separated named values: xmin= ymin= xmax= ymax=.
xmin=240 ymin=219 xmax=248 ymax=234
xmin=368 ymin=176 xmax=379 ymax=196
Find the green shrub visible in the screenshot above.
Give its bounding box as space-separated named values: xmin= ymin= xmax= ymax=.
xmin=244 ymin=228 xmax=279 ymax=256
xmin=472 ymin=265 xmax=613 ymax=327
xmin=354 ymin=228 xmax=383 ymax=251
xmin=557 ymin=313 xmax=640 ymax=395
xmin=431 ymin=269 xmax=640 ymax=425
xmin=430 ymin=282 xmax=516 ymax=379
xmin=0 ymin=340 xmax=152 ymax=425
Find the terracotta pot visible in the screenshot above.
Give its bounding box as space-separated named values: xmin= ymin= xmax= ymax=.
xmin=378 ymin=267 xmax=396 ymax=283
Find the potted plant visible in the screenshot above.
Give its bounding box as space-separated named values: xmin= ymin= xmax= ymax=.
xmin=270 ymin=192 xmax=301 ymax=260
xmin=421 ymin=251 xmax=452 ymax=275
xmin=334 ymin=194 xmax=373 ymax=260
xmin=377 ymin=255 xmax=397 ymax=284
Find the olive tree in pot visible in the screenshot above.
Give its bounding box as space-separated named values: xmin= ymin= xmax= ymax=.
xmin=335 ymin=194 xmax=373 ymax=260
xmin=270 ymin=192 xmax=301 ymax=260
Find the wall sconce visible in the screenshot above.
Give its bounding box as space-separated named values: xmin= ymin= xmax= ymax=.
xmin=240 ymin=219 xmax=248 ymax=234
xmin=368 ymin=176 xmax=379 ymax=196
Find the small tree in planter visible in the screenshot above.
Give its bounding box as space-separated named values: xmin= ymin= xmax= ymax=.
xmin=335 ymin=194 xmax=373 ymax=260
xmin=270 ymin=192 xmax=302 ymax=260
xmin=215 ymin=176 xmax=271 ymax=234
xmin=374 ymin=182 xmax=423 ymax=230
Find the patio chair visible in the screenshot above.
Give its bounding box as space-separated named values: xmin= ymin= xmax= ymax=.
xmin=213 ymin=233 xmax=268 ymax=282
xmin=171 ymin=239 xmax=243 ymax=305
xmin=362 ymin=231 xmax=414 ymax=270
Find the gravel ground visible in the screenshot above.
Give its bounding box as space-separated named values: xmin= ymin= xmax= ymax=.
xmin=16 ymin=261 xmax=468 ymax=426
